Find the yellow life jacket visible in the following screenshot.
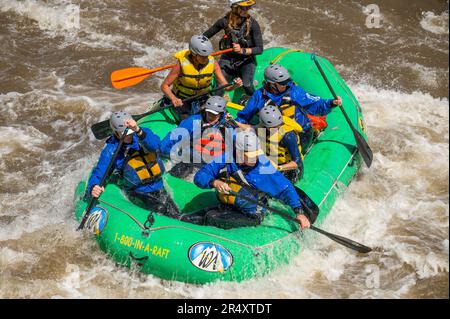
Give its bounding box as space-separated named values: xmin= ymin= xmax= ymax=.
xmin=273 ymin=97 xmax=328 ymax=132
xmin=263 ymin=116 xmax=303 ymax=166
xmin=172 ymin=49 xmax=215 ymax=99
xmin=217 ymin=177 xmax=243 ymax=206
xmin=278 ymin=97 xmax=296 ymax=119
xmin=124 ymin=150 xmax=163 ymax=185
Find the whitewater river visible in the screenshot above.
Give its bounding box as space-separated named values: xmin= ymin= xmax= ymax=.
xmin=0 ymin=0 xmax=448 ymax=298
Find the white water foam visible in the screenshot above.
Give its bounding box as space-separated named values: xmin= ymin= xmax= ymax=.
xmin=0 ymin=0 xmax=80 ymax=34
xmin=420 ymin=11 xmax=449 ymax=35
xmin=37 ymin=85 xmax=445 ymax=299
xmin=1 ymin=60 xmax=448 ymax=297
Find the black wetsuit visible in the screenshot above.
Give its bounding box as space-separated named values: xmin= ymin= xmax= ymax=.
xmin=203 ymin=16 xmax=263 ymax=97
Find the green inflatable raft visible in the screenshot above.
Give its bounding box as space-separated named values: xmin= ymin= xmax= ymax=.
xmin=73 ymin=47 xmax=368 ymax=284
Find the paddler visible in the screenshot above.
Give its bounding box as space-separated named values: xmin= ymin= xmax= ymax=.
xmin=233 ymin=103 xmax=304 ymax=183
xmin=194 ymin=130 xmax=311 ymax=229
xmin=159 ymin=96 xmax=236 ymax=178
xmin=160 ymin=35 xmax=243 ymax=121
xmin=86 ymin=111 xmax=180 ymax=218
xmin=235 ymin=64 xmax=343 ymax=150
xmin=203 ymin=0 xmax=263 ymax=101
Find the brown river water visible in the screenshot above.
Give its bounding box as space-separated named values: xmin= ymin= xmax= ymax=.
xmin=0 ymin=0 xmax=448 ymax=298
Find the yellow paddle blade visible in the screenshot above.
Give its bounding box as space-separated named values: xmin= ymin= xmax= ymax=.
xmin=226 ymin=102 xmax=244 ymax=111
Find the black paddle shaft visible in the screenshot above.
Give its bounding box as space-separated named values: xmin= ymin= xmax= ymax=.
xmin=226 ymin=178 xmax=319 ymax=220
xmin=91 ymin=83 xmax=234 ymax=140
xmin=312 ymin=56 xmax=373 ymax=168
xmin=77 ymin=128 xmax=130 ymax=230
xmin=228 ymin=190 xmax=372 ymax=254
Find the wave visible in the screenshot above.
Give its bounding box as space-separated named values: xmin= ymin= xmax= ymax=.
xmin=420 ymin=11 xmax=449 ymax=35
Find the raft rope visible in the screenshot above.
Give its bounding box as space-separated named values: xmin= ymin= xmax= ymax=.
xmin=270 ymin=49 xmax=304 ymax=65
xmin=143 ymin=211 xmax=155 ymax=237
xmin=98 ymin=199 xmax=147 ymax=230
xmin=99 ymin=197 xmax=300 ymax=251
xmin=317 ymin=148 xmax=358 ymax=208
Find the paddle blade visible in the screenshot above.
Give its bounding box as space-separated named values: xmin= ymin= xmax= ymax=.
xmin=353 ymin=128 xmax=373 ymax=168
xmin=310 ymin=226 xmax=372 ymax=254
xmin=295 ymin=186 xmax=319 ymax=224
xmin=111 ymin=67 xmax=153 ymax=89
xmin=91 ymin=119 xmax=113 ymax=140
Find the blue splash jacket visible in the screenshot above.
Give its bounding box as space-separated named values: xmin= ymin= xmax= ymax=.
xmin=194 ymin=153 xmax=302 ymax=211
xmin=236 ymin=82 xmax=334 ymax=131
xmin=86 ymin=128 xmax=164 ymax=197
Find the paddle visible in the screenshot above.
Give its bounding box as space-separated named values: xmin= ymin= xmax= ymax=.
xmin=111 ymin=48 xmax=233 ymax=89
xmin=77 ymin=128 xmax=130 ymax=231
xmin=312 ymin=54 xmax=373 ymax=168
xmin=91 ymin=83 xmax=234 ymax=140
xmin=225 ymin=177 xmax=319 ymax=221
xmin=228 ymin=190 xmax=372 ymax=253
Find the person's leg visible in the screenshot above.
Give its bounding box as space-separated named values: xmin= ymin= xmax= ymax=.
xmin=239 ymin=60 xmax=256 ymax=97
xmin=233 ymin=187 xmax=264 ymax=224
xmin=282 ymin=167 xmax=303 ymax=184
xmin=205 ymin=205 xmax=261 ymax=229
xmin=158 ymin=188 xmax=182 ymax=219
xmin=162 ymin=94 xmax=185 ymax=123
xmin=169 ymin=162 xmax=195 ymax=179
xmin=189 ymin=100 xmax=202 ymax=116
xmin=216 ymin=57 xmax=236 ymax=97
xmin=172 ymin=102 xmax=191 ymax=122
xmin=129 ymin=188 xmax=181 ymax=219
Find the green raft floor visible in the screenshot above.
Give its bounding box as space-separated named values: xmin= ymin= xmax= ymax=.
xmin=74 ymin=47 xmax=368 ymax=284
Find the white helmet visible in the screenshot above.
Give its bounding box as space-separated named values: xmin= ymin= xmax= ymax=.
xmin=110 ymin=111 xmax=134 ymax=136
xmin=259 ymin=103 xmax=283 ymax=128
xmin=229 ymin=0 xmax=256 ymax=7
xmin=189 ymin=35 xmax=214 ymax=57
xmin=235 ymin=130 xmax=262 ymax=157
xmin=264 ymin=64 xmax=291 ymax=84
xmin=204 ymin=96 xmax=227 ymax=115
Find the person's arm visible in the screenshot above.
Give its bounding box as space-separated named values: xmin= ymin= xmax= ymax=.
xmin=86 ymin=141 xmax=117 ymax=197
xmin=138 ymin=127 xmax=161 ymax=152
xmin=194 ymin=154 xmax=228 ymax=189
xmin=292 ymin=87 xmax=341 ymax=116
xmin=254 ymin=160 xmax=310 ymax=229
xmin=159 ymin=117 xmax=194 ymax=157
xmin=228 ymin=113 xmax=252 ymax=130
xmin=278 ymin=132 xmax=302 ymax=171
xmin=274 ymin=179 xmax=310 ymax=229
xmin=235 ymin=90 xmax=263 ymax=124
xmin=214 ymin=61 xmax=243 ymax=90
xmin=203 ymin=18 xmax=226 ymax=39
xmin=123 ymin=118 xmax=160 ymax=152
xmin=160 ymin=62 xmax=183 ymax=107
xmin=244 ymin=19 xmax=263 ymax=56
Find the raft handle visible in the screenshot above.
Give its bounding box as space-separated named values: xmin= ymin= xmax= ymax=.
xmin=129 ymin=252 xmax=149 ymax=266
